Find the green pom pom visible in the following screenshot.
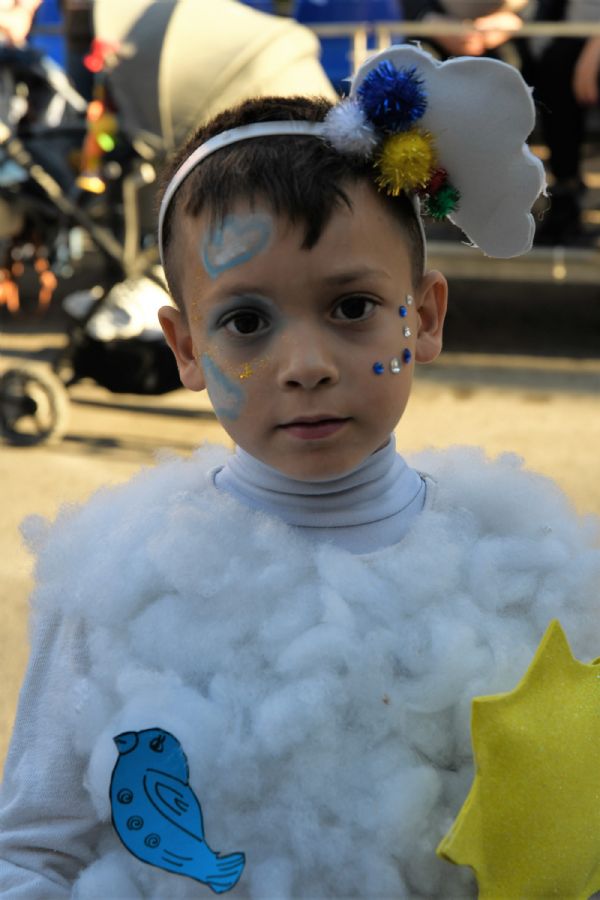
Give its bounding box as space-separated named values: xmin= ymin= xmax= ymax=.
xmin=425 ymin=183 xmax=460 ymax=220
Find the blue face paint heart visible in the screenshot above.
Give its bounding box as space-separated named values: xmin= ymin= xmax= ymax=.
xmin=201 ymin=213 xmax=273 ymax=279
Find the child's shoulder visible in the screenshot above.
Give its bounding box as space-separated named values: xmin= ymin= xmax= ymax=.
xmin=411 ymin=444 xmax=598 ymax=542
xmin=404 ymin=446 xmax=599 ymax=661
xmin=23 ymin=444 xmax=229 ymax=546
xmin=20 ymin=444 xmax=241 ymax=614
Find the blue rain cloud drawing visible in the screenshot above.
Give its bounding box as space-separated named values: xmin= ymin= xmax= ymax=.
xmin=110 ymin=727 xmax=245 ymax=893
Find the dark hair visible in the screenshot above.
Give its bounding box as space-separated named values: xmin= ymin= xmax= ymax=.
xmin=159 ymin=96 xmax=425 ymax=307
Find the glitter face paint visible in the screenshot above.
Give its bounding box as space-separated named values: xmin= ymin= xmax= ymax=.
xmin=235 ymin=359 xmax=269 ymax=381
xmin=189 ymin=297 xmax=203 ymax=326
xmin=201 ymin=212 xmax=273 ymax=279
xmin=200 ymin=353 xmax=245 ymax=420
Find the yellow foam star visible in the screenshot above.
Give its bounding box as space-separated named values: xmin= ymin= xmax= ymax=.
xmin=438 ymin=620 xmax=600 ymax=899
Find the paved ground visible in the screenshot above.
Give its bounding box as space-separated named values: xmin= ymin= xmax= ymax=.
xmin=1 ymin=322 xmax=600 ymax=775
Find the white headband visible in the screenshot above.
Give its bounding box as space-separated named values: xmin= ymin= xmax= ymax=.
xmin=157 ymin=45 xmax=545 ymax=266
xmin=158 ymin=121 xmax=329 ymax=264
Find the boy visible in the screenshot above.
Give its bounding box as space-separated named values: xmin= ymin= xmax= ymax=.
xmin=1 ymin=45 xmax=599 ymax=899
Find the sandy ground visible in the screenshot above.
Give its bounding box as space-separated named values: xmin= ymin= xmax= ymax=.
xmin=1 ymin=338 xmax=600 ymax=775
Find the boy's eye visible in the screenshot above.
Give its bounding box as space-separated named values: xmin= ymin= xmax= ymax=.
xmin=223 ymin=310 xmax=268 ymax=336
xmin=332 ymin=295 xmax=376 ymax=321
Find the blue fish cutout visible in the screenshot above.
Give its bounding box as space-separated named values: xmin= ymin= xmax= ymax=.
xmin=110 ymin=728 xmax=245 ymax=893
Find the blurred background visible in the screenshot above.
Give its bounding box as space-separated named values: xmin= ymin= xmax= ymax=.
xmin=1 ymin=0 xmax=599 ymax=772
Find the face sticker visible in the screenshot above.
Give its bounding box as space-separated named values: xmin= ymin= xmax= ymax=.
xmin=201 ymin=212 xmax=273 ymax=279
xmin=110 ymin=727 xmax=245 ymax=890
xmin=201 ymin=353 xmax=245 ymax=420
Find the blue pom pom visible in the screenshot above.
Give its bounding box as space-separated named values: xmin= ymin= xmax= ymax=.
xmin=357 ymin=62 xmax=427 ymax=133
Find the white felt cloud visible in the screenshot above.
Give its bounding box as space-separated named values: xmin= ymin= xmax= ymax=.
xmin=351 ymin=45 xmax=546 ymax=258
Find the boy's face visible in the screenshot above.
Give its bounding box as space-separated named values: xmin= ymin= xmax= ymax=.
xmin=160 ymin=181 xmax=447 ymax=481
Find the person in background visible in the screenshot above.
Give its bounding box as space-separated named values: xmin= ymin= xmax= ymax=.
xmin=532 ymin=0 xmax=600 ymax=244
xmin=401 ymin=0 xmax=527 ymax=58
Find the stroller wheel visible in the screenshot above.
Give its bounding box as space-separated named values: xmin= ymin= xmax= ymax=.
xmin=0 ymin=365 xmax=70 ymax=446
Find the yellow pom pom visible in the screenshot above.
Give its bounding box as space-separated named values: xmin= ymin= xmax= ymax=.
xmin=375 ymin=129 xmax=436 ymax=195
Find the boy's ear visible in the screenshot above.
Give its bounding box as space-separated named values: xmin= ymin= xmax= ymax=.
xmin=414 ymin=270 xmax=448 ymax=364
xmin=158 ymin=306 xmax=206 ymax=392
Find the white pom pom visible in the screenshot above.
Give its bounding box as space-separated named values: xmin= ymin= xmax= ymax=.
xmin=322 ymin=100 xmax=378 ymax=157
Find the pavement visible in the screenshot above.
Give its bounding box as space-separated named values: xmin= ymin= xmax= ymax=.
xmin=1 ymin=308 xmax=600 ymax=775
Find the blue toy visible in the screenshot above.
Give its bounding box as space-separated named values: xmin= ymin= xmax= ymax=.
xmin=110 ymin=728 xmax=245 ymax=893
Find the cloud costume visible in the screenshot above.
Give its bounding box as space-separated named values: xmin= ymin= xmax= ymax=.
xmin=1 ymin=444 xmax=599 ymax=898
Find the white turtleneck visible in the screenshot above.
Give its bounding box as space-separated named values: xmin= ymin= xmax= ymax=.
xmin=212 ymin=437 xmax=432 ymax=554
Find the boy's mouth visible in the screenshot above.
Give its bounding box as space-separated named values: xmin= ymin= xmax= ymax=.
xmin=279 ymin=416 xmax=350 ymax=440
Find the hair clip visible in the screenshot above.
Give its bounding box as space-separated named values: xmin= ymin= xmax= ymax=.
xmin=342 ymin=44 xmax=545 ymax=258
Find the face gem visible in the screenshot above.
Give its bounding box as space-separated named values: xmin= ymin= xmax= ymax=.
xmin=403 ymin=326 xmax=412 ymax=338
xmin=399 ymin=305 xmax=408 ymax=318
xmin=389 ymin=357 xmax=402 ymax=374
xmin=406 ymin=294 xmax=414 ymax=306
xmin=373 ymin=361 xmax=385 ymax=375
xmin=403 ymin=348 xmax=412 ymax=364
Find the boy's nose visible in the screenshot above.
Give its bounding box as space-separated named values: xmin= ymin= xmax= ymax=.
xmin=276 ymin=327 xmax=339 ymax=390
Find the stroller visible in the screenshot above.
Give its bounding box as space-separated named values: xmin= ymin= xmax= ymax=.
xmin=0 ymin=30 xmax=183 ymax=446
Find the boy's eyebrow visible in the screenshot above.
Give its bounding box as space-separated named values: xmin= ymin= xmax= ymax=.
xmin=205 ymin=289 xmax=273 ymax=306
xmin=203 ymin=267 xmax=392 ymax=305
xmin=321 ymin=266 xmax=392 ymax=285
